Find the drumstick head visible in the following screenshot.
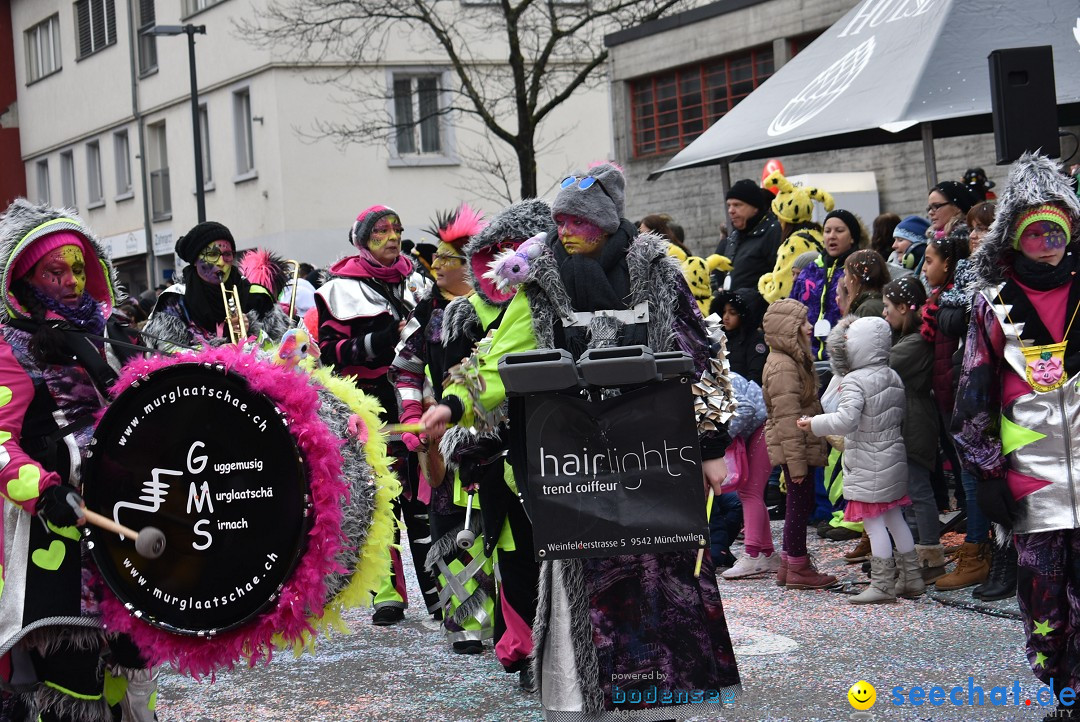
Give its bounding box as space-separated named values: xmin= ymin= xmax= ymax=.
xmin=135 ymin=527 xmax=166 ymax=559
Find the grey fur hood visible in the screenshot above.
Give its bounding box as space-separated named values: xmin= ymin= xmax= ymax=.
xmin=969 ymin=152 xmax=1080 ymax=289
xmin=0 ymin=199 xmax=121 ymax=322
xmin=826 ymin=316 xmax=891 ymax=377
xmin=465 ymin=198 xmax=555 ymax=308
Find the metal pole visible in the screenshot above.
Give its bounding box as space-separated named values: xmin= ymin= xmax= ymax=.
xmin=125 ymin=0 xmax=155 ymax=292
xmin=921 ymin=122 xmax=938 ymax=189
xmin=188 ymin=27 xmax=206 ymax=223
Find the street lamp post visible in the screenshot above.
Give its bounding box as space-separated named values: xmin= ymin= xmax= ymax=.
xmin=144 ymin=24 xmax=208 ymax=224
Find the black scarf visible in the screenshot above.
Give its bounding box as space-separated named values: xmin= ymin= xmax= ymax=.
xmin=553 ymin=220 xmax=646 ymax=357
xmin=1012 ymin=247 xmax=1079 ymax=291
xmin=181 ymin=265 xmax=256 ymax=332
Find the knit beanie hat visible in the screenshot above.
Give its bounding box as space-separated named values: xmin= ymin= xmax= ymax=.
xmin=350 ymin=205 xmax=399 ymax=248
xmin=11 ymin=230 xmax=91 ymax=280
xmin=762 ymin=171 xmax=834 ymax=224
xmin=824 ymin=209 xmax=863 ymax=245
xmin=931 ymin=180 xmax=977 ymax=214
xmin=725 ymin=179 xmax=765 ymax=209
xmin=893 ymin=215 xmax=930 ymax=246
xmin=551 ymin=163 xmax=626 ymax=235
xmin=1012 ymin=204 xmax=1072 ymax=249
xmin=792 ymin=250 xmax=820 ymax=273
xmin=175 ymin=221 xmax=235 ymax=263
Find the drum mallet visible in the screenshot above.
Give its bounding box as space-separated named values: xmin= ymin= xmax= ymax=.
xmin=66 ymin=493 xmax=167 ymax=559
xmin=694 ymin=489 xmax=715 ymax=578
xmin=456 ymin=489 xmax=477 ymax=550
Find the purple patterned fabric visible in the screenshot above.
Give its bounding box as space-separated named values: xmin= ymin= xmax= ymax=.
xmin=790 ymin=258 xmax=846 ymax=360
xmin=953 ymin=294 xmax=1008 ymax=481
xmin=1014 ymin=529 xmax=1080 ymax=689
xmin=582 ymin=550 xmax=741 ymax=706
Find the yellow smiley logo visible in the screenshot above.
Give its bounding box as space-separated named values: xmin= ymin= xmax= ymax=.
xmin=848 ymin=680 xmax=876 ymax=710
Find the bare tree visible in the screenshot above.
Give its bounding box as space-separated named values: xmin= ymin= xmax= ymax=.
xmin=239 ymin=0 xmax=692 ymax=200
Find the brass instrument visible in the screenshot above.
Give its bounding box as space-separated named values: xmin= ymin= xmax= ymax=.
xmin=285 ymin=259 xmax=301 ymax=322
xmin=220 ymin=283 xmax=247 ymax=344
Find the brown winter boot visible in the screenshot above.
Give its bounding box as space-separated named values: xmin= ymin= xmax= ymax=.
xmin=843 ymin=532 xmax=872 ymax=564
xmin=776 ymin=552 xmax=788 ymax=587
xmin=934 ymin=542 xmax=990 ymax=590
xmin=785 ymin=555 xmax=837 ymax=589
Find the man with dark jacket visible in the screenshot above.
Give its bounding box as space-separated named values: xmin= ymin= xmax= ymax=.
xmin=716 ymin=179 xmax=783 ymax=319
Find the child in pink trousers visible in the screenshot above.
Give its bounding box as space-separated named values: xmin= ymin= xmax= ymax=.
xmin=721 ymin=370 xmax=775 ymax=579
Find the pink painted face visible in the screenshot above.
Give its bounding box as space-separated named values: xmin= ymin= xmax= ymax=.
xmin=555 ymin=214 xmax=605 ymax=256
xmin=1018 ymin=220 xmax=1068 ymax=266
xmin=196 ymin=240 xmax=234 ymax=285
xmin=28 ymin=244 xmax=86 ymax=307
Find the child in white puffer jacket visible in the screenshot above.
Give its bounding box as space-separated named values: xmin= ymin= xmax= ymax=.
xmin=798 ymin=315 xmax=920 ymax=604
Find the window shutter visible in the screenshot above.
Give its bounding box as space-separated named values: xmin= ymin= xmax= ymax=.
xmin=76 ymin=1 xmax=91 ymax=58
xmin=106 ymin=0 xmax=117 ymax=45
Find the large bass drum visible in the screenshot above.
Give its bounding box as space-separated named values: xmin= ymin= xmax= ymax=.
xmin=83 ymin=362 xmax=310 ymax=636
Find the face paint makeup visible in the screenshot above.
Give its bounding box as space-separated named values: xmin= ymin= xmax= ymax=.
xmin=1018 ymin=220 xmax=1068 ymax=266
xmin=29 ymin=244 xmax=86 ymax=307
xmin=556 ymin=214 xmax=605 ymax=256
xmin=367 ymin=215 xmax=403 ymax=264
xmin=196 ymin=240 xmax=233 ymax=285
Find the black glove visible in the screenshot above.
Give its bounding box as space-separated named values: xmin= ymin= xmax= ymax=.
xmin=37 ymin=484 xmax=83 ymax=527
xmin=976 ymin=476 xmax=1017 ymax=527
xmin=369 ymin=324 xmax=402 ymax=355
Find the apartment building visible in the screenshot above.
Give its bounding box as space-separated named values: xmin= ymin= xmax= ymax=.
xmin=12 ymin=0 xmax=612 ymax=293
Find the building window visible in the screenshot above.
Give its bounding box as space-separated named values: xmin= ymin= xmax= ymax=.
xmin=114 ymin=129 xmax=132 ymax=197
xmin=199 ymin=104 xmax=213 ymax=186
xmin=148 ymin=122 xmax=170 ymax=220
xmin=75 ymin=0 xmax=117 ymax=60
xmin=392 ymin=74 xmax=443 ymax=155
xmin=630 ymin=45 xmax=774 ymax=158
xmin=25 ymin=14 xmax=61 ymax=83
xmin=36 ymin=160 xmax=50 ymax=204
xmin=233 ymin=89 xmax=255 ymax=176
xmin=182 ymin=0 xmax=227 ymax=17
xmin=60 ymin=151 xmax=76 ymax=208
xmin=87 ymin=141 xmax=104 ymax=206
xmin=136 ymin=0 xmax=157 ymax=75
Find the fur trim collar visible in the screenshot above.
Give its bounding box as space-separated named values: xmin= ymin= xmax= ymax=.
xmin=521 ymin=229 xmax=680 ymax=353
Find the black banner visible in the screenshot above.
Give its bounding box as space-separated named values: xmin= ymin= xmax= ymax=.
xmin=84 ymin=364 xmax=309 ymax=635
xmin=516 ymin=379 xmax=707 ymax=560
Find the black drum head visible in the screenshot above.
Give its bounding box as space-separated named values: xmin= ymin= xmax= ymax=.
xmin=84 ymin=363 xmax=310 ymax=636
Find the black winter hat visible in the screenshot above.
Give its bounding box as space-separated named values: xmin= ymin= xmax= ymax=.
xmin=175 ymin=221 xmax=235 ymax=263
xmin=930 ymin=181 xmax=977 ymax=214
xmin=726 ymin=179 xmax=765 ymax=209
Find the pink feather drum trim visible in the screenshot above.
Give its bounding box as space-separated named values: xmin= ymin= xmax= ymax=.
xmin=96 ymin=345 xmax=348 ymax=679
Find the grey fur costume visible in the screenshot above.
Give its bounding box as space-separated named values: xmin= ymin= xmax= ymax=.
xmin=968 ymin=152 xmax=1080 ymax=290
xmin=515 ymin=230 xmax=738 ymax=717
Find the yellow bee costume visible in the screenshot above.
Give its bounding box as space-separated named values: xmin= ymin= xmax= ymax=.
xmin=758 ymin=171 xmax=835 ymax=303
xmin=667 ymin=244 xmax=726 ymax=316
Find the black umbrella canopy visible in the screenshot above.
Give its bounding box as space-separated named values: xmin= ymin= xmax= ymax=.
xmin=650 ymin=0 xmax=1080 ymax=178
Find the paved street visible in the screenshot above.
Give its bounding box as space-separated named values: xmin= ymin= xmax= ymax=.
xmin=158 ymin=523 xmax=1047 ymax=722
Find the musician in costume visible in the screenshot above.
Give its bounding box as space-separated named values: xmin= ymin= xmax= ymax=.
xmin=390 ymin=203 xmax=496 ymax=654
xmin=423 ymin=164 xmax=741 ymax=720
xmin=0 ymin=200 xmax=156 ymax=721
xmin=315 ymin=205 xmax=439 ymax=626
xmin=143 ymin=221 xmax=286 ymax=350
xmin=953 ymin=153 xmax=1080 ymax=710
xmin=438 ymin=198 xmax=555 ymax=690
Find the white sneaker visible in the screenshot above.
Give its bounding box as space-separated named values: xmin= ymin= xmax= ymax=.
xmin=721 ymin=552 xmax=781 ymax=579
